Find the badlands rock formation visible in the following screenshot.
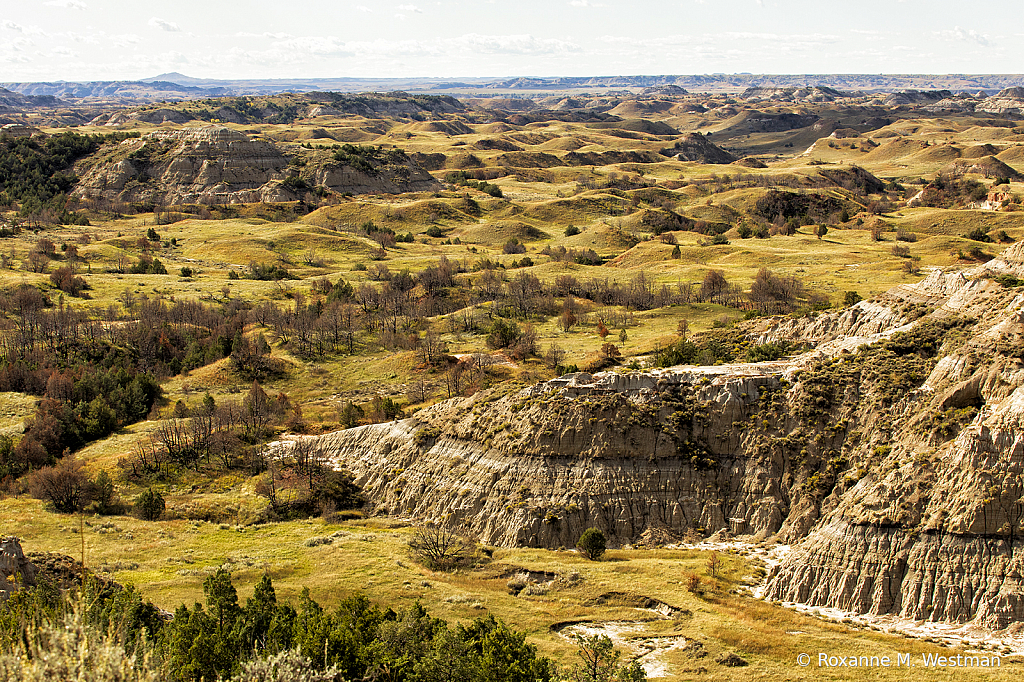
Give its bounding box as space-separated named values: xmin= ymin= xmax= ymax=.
xmin=73 ymin=125 xmax=438 ymax=205
xmin=299 ymin=240 xmax=1024 ymax=630
xmin=977 ymin=88 xmax=1024 ymax=116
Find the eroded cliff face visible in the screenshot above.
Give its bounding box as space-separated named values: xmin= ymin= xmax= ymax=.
xmin=297 ymin=242 xmax=1024 ymax=629
xmin=73 ymin=125 xmax=438 ymax=205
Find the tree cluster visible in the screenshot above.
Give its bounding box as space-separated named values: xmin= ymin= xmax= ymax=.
xmin=0 ymin=571 xmax=556 ymax=682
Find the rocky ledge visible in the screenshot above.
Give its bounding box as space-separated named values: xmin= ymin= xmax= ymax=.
xmin=73 ymin=125 xmax=438 ymax=205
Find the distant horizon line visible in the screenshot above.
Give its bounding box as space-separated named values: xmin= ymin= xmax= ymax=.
xmin=7 ymin=72 xmax=1024 ymax=84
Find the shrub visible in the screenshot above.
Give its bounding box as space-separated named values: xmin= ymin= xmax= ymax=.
xmin=502 ymin=239 xmax=527 ymax=255
xmin=229 ymin=649 xmax=345 ymax=682
xmin=685 ymin=571 xmax=703 ymax=594
xmin=27 ymin=456 xmax=92 ymax=513
xmin=49 ymin=266 xmax=88 ymax=296
xmin=486 ymin=318 xmax=522 ymax=350
xmin=0 ymin=609 xmax=160 ymax=682
xmin=564 ymin=225 xmax=580 ymax=236
xmin=965 ymin=227 xmax=992 ymax=243
xmin=576 ymin=527 xmax=606 ymax=560
xmin=91 ymin=470 xmax=119 ymax=515
xmin=425 ymin=225 xmax=444 ymax=238
xmin=129 ymin=256 xmax=167 ymax=275
xmin=133 ymin=488 xmax=165 ymax=521
xmin=179 ymin=266 xmax=194 ymax=278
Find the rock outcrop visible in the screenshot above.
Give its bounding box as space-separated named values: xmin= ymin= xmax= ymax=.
xmin=661 ymin=133 xmax=737 ymax=164
xmin=0 ymin=536 xmax=36 ymax=599
xmin=294 ymin=241 xmax=1024 ymax=634
xmin=977 ymin=88 xmax=1024 ymax=116
xmin=73 ymin=125 xmax=439 ymax=204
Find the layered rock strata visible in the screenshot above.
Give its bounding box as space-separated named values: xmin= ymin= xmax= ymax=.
xmin=73 ymin=125 xmax=438 ymax=204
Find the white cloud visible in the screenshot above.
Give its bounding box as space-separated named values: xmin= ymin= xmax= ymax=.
xmin=234 ymin=31 xmax=293 ymax=39
xmin=148 ymin=17 xmax=181 ymax=32
xmin=2 ymin=20 xmax=24 ymax=32
xmin=397 ymin=4 xmax=423 ymax=12
xmin=446 ymin=33 xmax=581 ymax=55
xmin=44 ymin=0 xmax=88 ymax=9
xmin=221 ymin=32 xmax=581 ymax=72
xmin=569 ymin=0 xmax=603 ymax=6
xmin=936 ymin=26 xmax=990 ymax=46
xmin=356 ymin=4 xmax=372 ymax=11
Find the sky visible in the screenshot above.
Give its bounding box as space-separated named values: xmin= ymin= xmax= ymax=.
xmin=0 ymin=0 xmax=1016 ymax=82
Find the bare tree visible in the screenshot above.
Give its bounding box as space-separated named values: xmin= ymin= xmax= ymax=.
xmin=544 ymin=343 xmax=566 ymax=369
xmin=706 ymin=551 xmax=722 ymax=578
xmin=409 ymin=525 xmax=472 ymax=571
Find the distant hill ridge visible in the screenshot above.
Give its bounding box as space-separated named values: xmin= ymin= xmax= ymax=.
xmin=5 ymin=73 xmax=1024 ymax=102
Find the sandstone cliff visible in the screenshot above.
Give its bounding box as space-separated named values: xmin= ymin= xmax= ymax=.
xmin=72 ymin=126 xmax=438 ymax=205
xmin=293 ymin=240 xmax=1024 ymax=632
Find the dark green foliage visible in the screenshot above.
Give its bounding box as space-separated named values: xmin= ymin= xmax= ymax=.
xmin=90 ymin=469 xmax=119 ymax=514
xmin=656 ymin=332 xmax=737 ymax=367
xmin=486 ymin=318 xmax=522 ymax=350
xmin=246 ymin=261 xmax=297 ymax=280
xmin=282 ymin=175 xmax=309 ymax=191
xmin=426 ymin=225 xmax=444 ymax=238
xmin=843 ymin=290 xmax=863 ymax=306
xmin=179 ymin=266 xmax=194 ymax=278
xmin=332 ymin=144 xmax=407 ymax=175
xmin=993 ymin=274 xmax=1024 ymax=287
xmin=746 ymin=341 xmax=790 ymax=362
xmin=565 ymin=225 xmax=581 ymax=236
xmin=133 ymin=488 xmax=164 ymax=520
xmin=146 ymin=227 xmax=160 ymax=241
xmin=577 ymin=528 xmax=607 ymax=560
xmin=790 ymin=316 xmax=975 ymax=425
xmin=918 ymin=176 xmax=987 ymax=208
xmin=753 ymin=189 xmax=846 ymax=222
xmin=569 ymin=633 xmax=646 ymax=682
xmin=0 ymin=132 xmax=110 ymax=207
xmin=129 ymin=255 xmax=167 ymax=274
xmin=446 ymin=172 xmax=503 ymax=197
xmin=309 ymin=469 xmax=364 ymax=513
xmin=927 ymin=406 xmax=980 ymax=439
xmin=965 ymin=226 xmax=993 ymax=243
xmin=0 ymin=567 xmax=553 ymax=682
xmin=502 ymin=238 xmax=526 ymax=255
xmin=14 ymin=367 xmax=161 ymax=464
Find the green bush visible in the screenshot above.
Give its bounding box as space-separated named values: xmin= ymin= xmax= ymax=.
xmin=133 ymin=488 xmax=165 ymax=521
xmin=577 ymin=528 xmax=607 ymax=561
xmin=965 ymin=227 xmax=992 ymax=243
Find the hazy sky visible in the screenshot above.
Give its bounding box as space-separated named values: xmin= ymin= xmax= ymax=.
xmin=0 ymin=0 xmax=1016 ymax=81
